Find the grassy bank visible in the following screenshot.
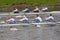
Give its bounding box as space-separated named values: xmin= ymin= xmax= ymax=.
xmin=0 ymin=0 xmax=58 ymax=7
xmin=0 ymin=0 xmax=59 ymax=12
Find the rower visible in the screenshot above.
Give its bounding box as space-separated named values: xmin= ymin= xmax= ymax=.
xmin=6 ymin=16 xmax=16 ymax=24
xmin=19 ymin=15 xmax=29 ymax=23
xmin=45 ymin=14 xmax=55 ymax=22
xmin=34 ymin=14 xmax=42 ymax=23
xmin=33 ymin=6 xmax=40 ymax=13
xmin=42 ymin=7 xmax=48 ymax=12
xmin=22 ymin=7 xmax=30 ymax=13
xmin=13 ymin=8 xmax=19 ymax=13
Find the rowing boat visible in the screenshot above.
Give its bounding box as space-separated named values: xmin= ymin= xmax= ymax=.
xmin=0 ymin=12 xmax=60 ymax=16
xmin=0 ymin=22 xmax=60 ymax=26
xmin=0 ymin=23 xmax=30 ymax=26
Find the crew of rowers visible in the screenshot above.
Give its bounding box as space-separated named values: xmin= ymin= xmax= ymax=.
xmin=6 ymin=14 xmax=54 ymax=24
xmin=13 ymin=6 xmax=48 ymax=13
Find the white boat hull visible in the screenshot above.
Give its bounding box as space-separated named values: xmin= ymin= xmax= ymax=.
xmin=0 ymin=22 xmax=60 ymax=26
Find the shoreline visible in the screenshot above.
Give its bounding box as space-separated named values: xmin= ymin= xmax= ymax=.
xmin=0 ymin=5 xmax=60 ymax=12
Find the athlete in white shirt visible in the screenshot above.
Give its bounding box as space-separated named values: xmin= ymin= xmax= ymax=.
xmin=42 ymin=7 xmax=48 ymax=12
xmin=22 ymin=7 xmax=30 ymax=13
xmin=45 ymin=14 xmax=55 ymax=22
xmin=33 ymin=6 xmax=40 ymax=12
xmin=6 ymin=16 xmax=16 ymax=24
xmin=13 ymin=8 xmax=19 ymax=13
xmin=19 ymin=15 xmax=29 ymax=23
xmin=34 ymin=15 xmax=42 ymax=23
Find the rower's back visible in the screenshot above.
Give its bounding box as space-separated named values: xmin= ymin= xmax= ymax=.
xmin=34 ymin=15 xmax=42 ymax=23
xmin=33 ymin=6 xmax=40 ymax=13
xmin=46 ymin=14 xmax=55 ymax=22
xmin=7 ymin=16 xmax=16 ymax=24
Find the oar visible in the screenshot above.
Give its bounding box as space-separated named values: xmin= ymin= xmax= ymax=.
xmin=10 ymin=28 xmax=22 ymax=31
xmin=0 ymin=21 xmax=6 ymax=24
xmin=36 ymin=24 xmax=41 ymax=27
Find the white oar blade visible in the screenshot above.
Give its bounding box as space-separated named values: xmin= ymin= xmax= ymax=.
xmin=0 ymin=21 xmax=5 ymax=24
xmin=36 ymin=25 xmax=41 ymax=27
xmin=15 ymin=16 xmax=23 ymax=18
xmin=10 ymin=28 xmax=18 ymax=31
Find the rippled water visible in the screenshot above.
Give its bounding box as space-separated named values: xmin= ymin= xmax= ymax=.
xmin=0 ymin=12 xmax=60 ymax=40
xmin=0 ymin=24 xmax=60 ymax=40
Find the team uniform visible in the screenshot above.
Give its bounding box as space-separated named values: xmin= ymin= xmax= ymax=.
xmin=46 ymin=16 xmax=54 ymax=22
xmin=33 ymin=7 xmax=40 ymax=12
xmin=22 ymin=8 xmax=30 ymax=13
xmin=6 ymin=18 xmax=16 ymax=24
xmin=34 ymin=17 xmax=42 ymax=23
xmin=19 ymin=17 xmax=29 ymax=23
xmin=14 ymin=8 xmax=19 ymax=13
xmin=42 ymin=7 xmax=48 ymax=12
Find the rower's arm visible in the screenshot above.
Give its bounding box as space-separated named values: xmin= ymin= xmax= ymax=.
xmin=19 ymin=18 xmax=25 ymax=21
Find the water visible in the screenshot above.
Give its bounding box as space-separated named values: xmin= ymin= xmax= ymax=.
xmin=0 ymin=12 xmax=60 ymax=40
xmin=0 ymin=24 xmax=60 ymax=40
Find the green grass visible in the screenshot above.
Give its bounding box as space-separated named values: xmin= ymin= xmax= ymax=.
xmin=0 ymin=0 xmax=58 ymax=7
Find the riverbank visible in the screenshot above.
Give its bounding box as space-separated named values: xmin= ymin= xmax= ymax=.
xmin=0 ymin=5 xmax=60 ymax=12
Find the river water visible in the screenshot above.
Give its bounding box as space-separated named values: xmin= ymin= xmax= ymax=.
xmin=0 ymin=12 xmax=60 ymax=40
xmin=0 ymin=24 xmax=60 ymax=40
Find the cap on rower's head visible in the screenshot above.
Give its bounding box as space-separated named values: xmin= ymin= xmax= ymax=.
xmin=36 ymin=14 xmax=39 ymax=17
xmin=10 ymin=16 xmax=13 ymax=18
xmin=50 ymin=14 xmax=52 ymax=16
xmin=23 ymin=15 xmax=26 ymax=18
xmin=26 ymin=7 xmax=29 ymax=8
xmin=35 ymin=6 xmax=38 ymax=7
